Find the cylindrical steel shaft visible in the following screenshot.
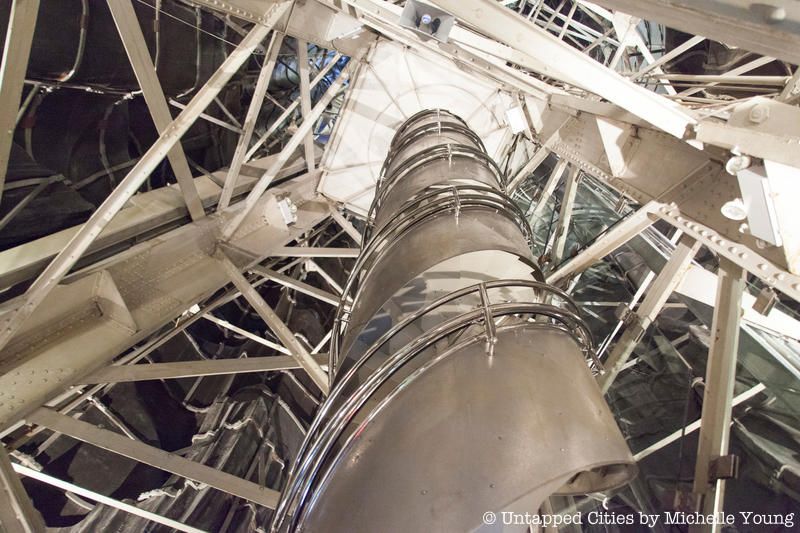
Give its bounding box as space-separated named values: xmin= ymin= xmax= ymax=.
xmin=272 ymin=109 xmax=635 ymax=532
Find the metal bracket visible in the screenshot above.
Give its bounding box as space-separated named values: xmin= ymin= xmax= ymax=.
xmin=478 ymin=283 xmax=497 ymax=357
xmin=613 ymin=302 xmax=633 ymax=322
xmin=452 ymin=185 xmax=461 ymax=224
xmin=752 ymin=286 xmax=779 ymax=316
xmin=709 ymin=454 xmax=740 ymax=481
xmin=615 ymin=304 xmax=646 ymax=342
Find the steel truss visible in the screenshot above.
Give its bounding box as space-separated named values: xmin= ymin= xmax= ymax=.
xmin=0 ymin=1 xmax=799 ymax=532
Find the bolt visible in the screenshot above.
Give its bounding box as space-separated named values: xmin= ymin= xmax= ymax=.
xmin=765 ymin=5 xmax=786 ymax=24
xmin=749 ymin=104 xmax=770 ymax=124
xmin=725 ymin=154 xmax=751 ymax=174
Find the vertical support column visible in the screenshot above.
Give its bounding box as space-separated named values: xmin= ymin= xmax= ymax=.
xmin=297 ymin=39 xmax=316 ymax=172
xmin=217 ymin=31 xmax=284 ymax=211
xmin=598 ymin=235 xmax=701 ymax=392
xmin=0 ymin=447 xmax=44 ymax=533
xmin=0 ymin=0 xmax=40 ymax=205
xmin=551 ymin=165 xmax=580 ymax=265
xmin=690 ymin=258 xmax=745 ymax=532
xmin=108 ymin=0 xmax=205 ymax=221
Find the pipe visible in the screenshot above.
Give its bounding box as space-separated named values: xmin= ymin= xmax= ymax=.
xmin=272 ymin=110 xmax=636 ymax=531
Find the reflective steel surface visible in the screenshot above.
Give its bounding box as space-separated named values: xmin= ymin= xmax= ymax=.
xmin=272 ymin=110 xmax=635 ymax=532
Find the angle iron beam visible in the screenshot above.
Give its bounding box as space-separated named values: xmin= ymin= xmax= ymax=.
xmin=690 ymin=258 xmax=745 ymax=529
xmin=218 ymin=31 xmax=285 ymax=211
xmin=250 ymin=264 xmax=340 ymax=306
xmin=14 ymin=462 xmax=202 ymax=533
xmin=0 ymin=13 xmax=290 ymax=354
xmin=222 ymin=52 xmax=363 ymax=241
xmin=0 ymin=446 xmax=44 ymax=533
xmin=551 ymin=165 xmax=581 ymax=266
xmin=217 ymin=253 xmax=330 ymax=394
xmin=547 ymin=203 xmax=659 ymax=285
xmin=429 ymin=0 xmax=696 ymax=139
xmin=26 ymin=408 xmax=281 ymax=509
xmin=78 ymin=354 xmax=327 ymax=384
xmin=590 ymin=0 xmax=800 ymax=67
xmin=244 ymin=52 xmax=343 ymax=161
xmin=0 ymin=172 xmax=328 ymax=432
xmin=598 ymin=235 xmax=701 ymax=392
xmin=328 ymin=205 xmax=363 ymax=246
xmin=269 ymin=246 xmax=360 ymax=258
xmin=0 ymin=0 xmax=40 ymax=205
xmin=108 ymin=0 xmax=205 ymax=221
xmin=296 ymin=39 xmax=317 ymax=173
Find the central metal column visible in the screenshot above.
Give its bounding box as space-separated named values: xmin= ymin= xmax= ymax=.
xmin=272 ymin=110 xmax=636 ymax=532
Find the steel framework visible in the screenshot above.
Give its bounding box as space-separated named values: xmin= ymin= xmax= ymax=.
xmin=1 ymin=0 xmax=799 ymax=531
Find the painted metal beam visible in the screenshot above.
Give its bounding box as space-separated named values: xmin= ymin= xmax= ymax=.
xmin=168 ymin=99 xmax=243 ymax=134
xmin=0 ymin=0 xmax=40 ymax=205
xmin=0 ymin=153 xmax=312 ymax=291
xmin=218 ymin=31 xmax=284 ymax=212
xmin=328 ymin=205 xmax=363 ymax=246
xmin=634 ymin=383 xmax=765 ymax=461
xmin=429 ymin=0 xmax=696 ymax=138
xmin=202 ymin=314 xmax=292 ymax=355
xmin=654 ymin=203 xmax=800 ymax=303
xmin=108 ymin=0 xmax=205 ymax=221
xmin=269 ymin=246 xmax=361 ymax=258
xmin=590 ymin=0 xmax=800 ymax=66
xmin=0 ymin=447 xmax=44 ymax=533
xmin=78 ymin=354 xmax=327 ymax=384
xmin=0 ymin=175 xmax=61 ymax=232
xmin=217 ymin=253 xmax=330 ymax=394
xmin=507 ymin=114 xmax=571 ymax=193
xmin=547 ymin=201 xmax=659 ymax=284
xmin=598 ymin=235 xmax=701 ymax=392
xmin=0 ymin=10 xmax=290 ymax=353
xmin=690 ymin=258 xmax=745 ymax=529
xmin=222 ymin=52 xmax=363 ymax=241
xmin=244 ymin=53 xmax=343 ymax=161
xmin=13 ymin=462 xmax=203 ymax=533
xmin=0 ymin=171 xmax=329 ymax=432
xmin=26 ymin=408 xmax=281 ymax=509
xmin=250 ymin=265 xmax=340 ymax=306
xmin=551 ymin=165 xmax=581 ymax=266
xmin=296 ymin=39 xmax=316 ymax=173
xmin=507 ymin=144 xmax=550 ymax=193
xmin=527 ymin=158 xmax=568 ymax=219
xmin=0 ymin=256 xmax=298 ymax=445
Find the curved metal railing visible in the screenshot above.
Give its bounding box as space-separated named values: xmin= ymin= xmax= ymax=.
xmin=330 ymin=184 xmax=537 ymax=373
xmin=382 ymin=120 xmax=487 ymax=171
xmin=367 ymin=143 xmax=506 ymax=223
xmin=387 ymin=108 xmax=470 ymax=147
xmin=271 ymin=279 xmax=598 ymax=532
xmin=269 ymin=108 xmax=624 ymax=532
